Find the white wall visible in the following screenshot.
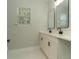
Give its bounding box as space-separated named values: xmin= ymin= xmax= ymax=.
xmin=7 ymin=0 xmax=48 ymax=50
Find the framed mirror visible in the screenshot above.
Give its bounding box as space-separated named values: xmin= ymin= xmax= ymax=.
xmin=48 ymin=0 xmax=55 ymax=30
xmin=48 ymin=9 xmax=55 ymax=30
xmin=55 ymin=0 xmax=69 ymax=28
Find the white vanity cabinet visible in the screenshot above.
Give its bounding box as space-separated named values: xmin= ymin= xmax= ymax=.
xmin=57 ymin=39 xmax=71 ymax=59
xmin=40 ymin=34 xmax=58 ymax=59
xmin=40 ymin=32 xmax=71 ymax=59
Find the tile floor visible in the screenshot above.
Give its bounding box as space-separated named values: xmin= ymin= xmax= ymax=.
xmin=7 ymin=46 xmax=47 ymax=59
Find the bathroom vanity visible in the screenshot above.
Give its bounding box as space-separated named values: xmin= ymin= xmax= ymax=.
xmin=43 ymin=0 xmax=71 ymax=58
xmin=39 ymin=31 xmax=71 ymax=59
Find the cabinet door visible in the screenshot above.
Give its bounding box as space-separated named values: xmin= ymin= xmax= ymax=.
xmin=40 ymin=34 xmax=48 ymax=54
xmin=40 ymin=34 xmax=53 ymax=59
xmin=57 ymin=39 xmax=71 ymax=59
xmin=46 ymin=36 xmax=58 ymax=59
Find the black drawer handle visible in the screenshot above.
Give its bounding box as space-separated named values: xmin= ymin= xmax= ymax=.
xmin=41 ymin=38 xmax=43 ymax=40
xmin=7 ymin=39 xmax=10 ymax=43
xmin=48 ymin=41 xmax=50 ymax=46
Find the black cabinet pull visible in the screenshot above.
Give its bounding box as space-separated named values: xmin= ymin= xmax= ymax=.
xmin=7 ymin=39 xmax=10 ymax=43
xmin=41 ymin=38 xmax=43 ymax=40
xmin=48 ymin=41 xmax=50 ymax=46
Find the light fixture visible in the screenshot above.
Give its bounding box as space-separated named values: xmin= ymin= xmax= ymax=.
xmin=55 ymin=0 xmax=64 ymax=7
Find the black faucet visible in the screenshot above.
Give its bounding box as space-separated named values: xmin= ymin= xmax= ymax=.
xmin=57 ymin=27 xmax=63 ymax=34
xmin=48 ymin=28 xmax=52 ymax=33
